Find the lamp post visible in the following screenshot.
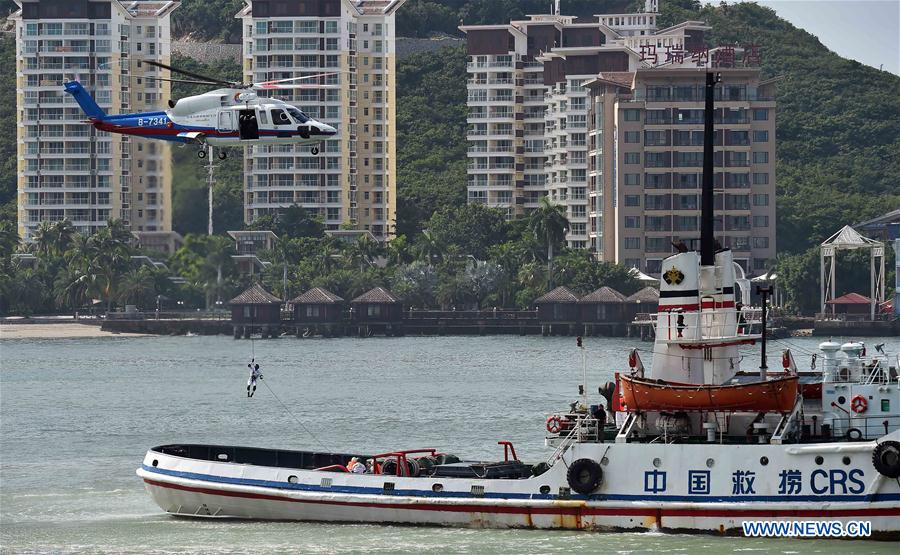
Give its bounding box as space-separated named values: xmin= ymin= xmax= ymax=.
xmin=756 ymin=284 xmax=773 ymax=378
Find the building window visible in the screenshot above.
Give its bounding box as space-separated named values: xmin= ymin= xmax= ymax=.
xmin=753 ymin=215 xmax=769 ymax=228
xmin=624 ymin=195 xmax=641 ymax=207
xmin=753 ymin=108 xmax=768 ymax=121
xmin=752 ymin=172 xmax=769 ymax=185
xmin=624 ymin=131 xmax=640 ymax=143
xmin=624 ymin=173 xmax=640 ymax=186
xmin=625 ymin=216 xmax=641 ymax=228
xmin=623 ymin=109 xmax=641 ymax=122
xmin=624 ymin=152 xmax=640 ymax=165
xmin=752 ymin=237 xmax=770 ymax=249
xmin=753 ymin=130 xmax=768 ymax=142
xmin=753 ymin=193 xmax=769 ymax=206
xmin=624 ymin=237 xmax=641 ymax=250
xmin=752 ymin=151 xmax=769 ymax=164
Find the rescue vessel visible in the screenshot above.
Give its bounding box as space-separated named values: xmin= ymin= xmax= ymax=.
xmin=137 ymin=73 xmax=900 ymax=537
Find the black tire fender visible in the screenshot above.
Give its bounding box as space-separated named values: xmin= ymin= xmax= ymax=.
xmin=872 ymin=440 xmax=900 ymax=479
xmin=567 ymin=458 xmax=603 ymax=495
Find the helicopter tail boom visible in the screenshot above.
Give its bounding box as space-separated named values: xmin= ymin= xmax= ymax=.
xmin=64 ymin=81 xmax=106 ymax=121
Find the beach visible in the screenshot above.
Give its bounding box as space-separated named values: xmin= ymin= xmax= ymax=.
xmin=0 ymin=322 xmax=149 ymax=340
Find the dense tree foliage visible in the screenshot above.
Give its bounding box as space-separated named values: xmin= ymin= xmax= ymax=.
xmin=171 ymin=0 xmax=245 ymax=43
xmin=395 ymin=47 xmax=469 ymax=236
xmin=0 ymin=37 xmax=16 ymax=223
xmin=0 ymin=205 xmax=645 ymax=315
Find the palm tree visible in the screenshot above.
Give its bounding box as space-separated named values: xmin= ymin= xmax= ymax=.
xmin=117 ymin=267 xmax=157 ymax=308
xmin=318 ymin=239 xmax=338 ymax=273
xmin=204 ymin=235 xmax=233 ymax=308
xmin=414 ymin=229 xmax=445 ymax=264
xmin=386 ymin=235 xmax=411 ymax=266
xmin=54 ymin=266 xmax=91 ymax=316
xmin=0 ymin=220 xmax=19 ymax=257
xmin=85 ymin=225 xmax=131 ymax=313
xmin=49 ymin=220 xmax=75 ymax=256
xmin=269 ymin=237 xmax=301 ymax=299
xmin=528 ymin=196 xmax=569 ymax=289
xmin=31 ymin=222 xmax=55 ymax=259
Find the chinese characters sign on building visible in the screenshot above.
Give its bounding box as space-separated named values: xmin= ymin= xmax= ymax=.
xmin=639 ymin=43 xmax=762 ymax=68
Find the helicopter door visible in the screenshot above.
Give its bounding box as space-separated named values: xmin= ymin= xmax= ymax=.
xmin=238 ymin=109 xmax=259 ymax=140
xmin=217 ymin=110 xmax=235 ymax=134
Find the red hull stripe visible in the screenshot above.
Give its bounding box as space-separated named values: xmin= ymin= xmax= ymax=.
xmin=144 ymin=478 xmax=900 ymax=519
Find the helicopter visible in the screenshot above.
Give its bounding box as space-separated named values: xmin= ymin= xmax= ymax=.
xmin=64 ymin=60 xmax=337 ymax=160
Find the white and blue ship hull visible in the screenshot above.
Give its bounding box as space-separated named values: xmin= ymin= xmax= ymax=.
xmin=137 ymin=433 xmax=900 ymax=538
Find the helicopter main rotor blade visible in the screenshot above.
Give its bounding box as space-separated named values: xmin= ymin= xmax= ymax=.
xmin=144 ymin=60 xmax=238 ymax=87
xmin=252 ymin=72 xmax=340 ymax=88
xmin=257 ymin=84 xmax=334 ymax=89
xmin=146 ymin=76 xmax=228 ymax=87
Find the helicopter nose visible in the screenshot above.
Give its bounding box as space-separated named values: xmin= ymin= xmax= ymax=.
xmin=322 ymin=124 xmax=337 ymax=136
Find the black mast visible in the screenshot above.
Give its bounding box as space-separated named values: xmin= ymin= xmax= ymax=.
xmin=701 ymin=72 xmax=720 ymax=266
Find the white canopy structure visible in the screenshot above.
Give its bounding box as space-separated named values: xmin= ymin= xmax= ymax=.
xmin=628 ymin=268 xmax=659 ymax=284
xmin=820 ymin=225 xmax=885 ymax=319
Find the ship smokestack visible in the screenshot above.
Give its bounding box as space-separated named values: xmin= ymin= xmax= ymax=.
xmin=701 ymin=72 xmax=720 ymax=266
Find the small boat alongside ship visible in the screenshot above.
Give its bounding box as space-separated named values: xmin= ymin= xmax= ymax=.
xmin=137 ymin=72 xmax=900 ymax=538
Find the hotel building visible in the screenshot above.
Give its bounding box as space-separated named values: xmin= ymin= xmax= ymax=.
xmin=237 ymin=0 xmax=405 ymax=241
xmin=12 ymin=0 xmax=179 ymax=241
xmin=462 ymin=0 xmax=777 ymax=275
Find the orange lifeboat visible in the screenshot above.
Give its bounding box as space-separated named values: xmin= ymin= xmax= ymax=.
xmin=618 ymin=374 xmax=799 ymax=413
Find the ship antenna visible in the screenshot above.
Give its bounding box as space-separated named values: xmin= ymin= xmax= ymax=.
xmin=701 ymin=71 xmax=721 ymax=266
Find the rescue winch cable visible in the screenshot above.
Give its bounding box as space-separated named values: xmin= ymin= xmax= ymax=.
xmin=245 ymin=302 xmax=330 ymax=452
xmin=260 ymin=378 xmax=330 ymax=452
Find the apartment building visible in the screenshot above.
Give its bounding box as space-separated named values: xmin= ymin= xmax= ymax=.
xmin=462 ymin=1 xmax=776 ymax=275
xmin=586 ymin=67 xmax=777 ymax=276
xmin=237 ymin=0 xmax=405 ymax=241
xmin=12 ymin=0 xmax=178 ymax=241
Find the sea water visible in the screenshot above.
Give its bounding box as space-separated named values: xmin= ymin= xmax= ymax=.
xmin=1 ymin=334 xmax=897 ymax=554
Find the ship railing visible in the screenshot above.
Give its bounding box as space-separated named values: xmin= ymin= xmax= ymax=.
xmin=859 ymin=358 xmax=899 ymax=386
xmin=546 ymin=415 xmax=599 ymax=466
xmin=770 ymin=395 xmax=804 ymax=444
xmin=821 ymin=414 xmax=900 ymax=440
xmin=657 ymin=309 xmax=758 ymax=343
xmin=824 ymin=356 xmax=899 ymax=386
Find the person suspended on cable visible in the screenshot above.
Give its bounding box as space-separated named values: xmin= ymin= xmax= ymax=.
xmin=247 ymin=361 xmax=263 ymax=397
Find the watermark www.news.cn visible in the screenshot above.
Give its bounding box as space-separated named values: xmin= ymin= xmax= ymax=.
xmin=742 ymin=520 xmax=871 ymax=538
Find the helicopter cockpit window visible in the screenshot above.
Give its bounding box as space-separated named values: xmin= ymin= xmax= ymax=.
xmin=287 ymin=107 xmax=310 ymax=123
xmin=271 ymin=108 xmax=292 ymax=126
